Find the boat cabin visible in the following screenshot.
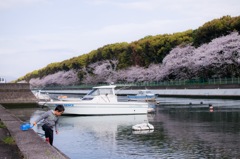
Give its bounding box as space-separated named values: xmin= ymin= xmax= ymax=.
xmin=82 ymin=85 xmax=117 ymax=102
xmin=87 ymin=85 xmax=115 ymax=96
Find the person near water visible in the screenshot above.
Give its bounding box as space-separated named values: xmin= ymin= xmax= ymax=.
xmin=33 ymin=105 xmax=65 ymax=145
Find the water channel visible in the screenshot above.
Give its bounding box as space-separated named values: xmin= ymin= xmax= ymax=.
xmin=4 ymin=96 xmax=240 ymax=159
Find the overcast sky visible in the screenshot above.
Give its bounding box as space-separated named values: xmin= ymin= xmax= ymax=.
xmin=0 ymin=0 xmax=239 ymax=81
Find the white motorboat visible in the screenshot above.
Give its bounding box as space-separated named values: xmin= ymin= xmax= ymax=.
xmin=38 ymin=85 xmax=149 ymax=115
xmin=127 ymin=90 xmax=156 ymax=102
xmin=33 ymin=90 xmax=51 ymax=101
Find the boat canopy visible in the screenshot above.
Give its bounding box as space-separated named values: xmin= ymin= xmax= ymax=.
xmin=92 ymin=85 xmax=116 ymax=89
xmin=84 ymin=85 xmax=116 ymax=99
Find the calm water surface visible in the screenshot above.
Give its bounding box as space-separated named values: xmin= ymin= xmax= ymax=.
xmin=6 ymin=97 xmax=240 ymax=159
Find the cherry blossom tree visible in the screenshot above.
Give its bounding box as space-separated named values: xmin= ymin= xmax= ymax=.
xmin=29 ymin=32 xmax=240 ymax=87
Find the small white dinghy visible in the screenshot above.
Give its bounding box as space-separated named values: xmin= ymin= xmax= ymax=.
xmin=132 ymin=123 xmax=154 ymax=131
xmin=132 ymin=129 xmax=154 ymax=134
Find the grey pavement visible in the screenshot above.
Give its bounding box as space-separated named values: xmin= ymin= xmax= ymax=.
xmin=0 ymin=105 xmax=69 ymax=159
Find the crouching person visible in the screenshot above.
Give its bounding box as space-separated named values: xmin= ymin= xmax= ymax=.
xmin=33 ymin=105 xmax=65 ymax=145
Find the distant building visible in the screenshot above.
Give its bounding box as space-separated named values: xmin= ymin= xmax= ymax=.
xmin=0 ymin=77 xmax=6 ymax=83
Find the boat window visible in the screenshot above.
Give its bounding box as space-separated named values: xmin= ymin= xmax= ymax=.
xmin=139 ymin=91 xmax=143 ymax=95
xmin=146 ymin=91 xmax=151 ymax=94
xmin=99 ymin=88 xmax=113 ymax=95
xmin=87 ymin=89 xmax=100 ymax=96
xmin=82 ymin=97 xmax=93 ymax=100
xmin=87 ymin=88 xmax=114 ymax=96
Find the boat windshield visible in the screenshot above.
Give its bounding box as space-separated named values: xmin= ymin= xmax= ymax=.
xmin=87 ymin=88 xmax=114 ymax=96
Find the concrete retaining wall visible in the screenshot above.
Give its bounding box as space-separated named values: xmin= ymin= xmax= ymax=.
xmin=40 ymin=87 xmax=240 ymax=98
xmin=0 ymin=83 xmax=37 ymax=104
xmin=0 ymin=105 xmax=69 ymax=159
xmin=117 ymin=88 xmax=240 ymax=98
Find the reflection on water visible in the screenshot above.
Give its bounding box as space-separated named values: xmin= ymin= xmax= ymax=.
xmin=51 ymin=115 xmax=150 ymax=159
xmin=4 ymin=97 xmax=240 ymax=159
xmin=3 ymin=103 xmax=42 ymax=121
xmin=153 ymin=108 xmax=240 ymax=159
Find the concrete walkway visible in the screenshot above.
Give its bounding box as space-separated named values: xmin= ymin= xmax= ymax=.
xmin=0 ymin=105 xmax=69 ymax=159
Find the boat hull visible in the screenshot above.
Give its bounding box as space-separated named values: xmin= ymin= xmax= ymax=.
xmin=39 ymin=101 xmax=148 ymax=115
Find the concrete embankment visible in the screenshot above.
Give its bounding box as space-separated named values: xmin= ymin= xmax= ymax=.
xmin=119 ymin=87 xmax=240 ymax=98
xmin=0 ymin=105 xmax=69 ymax=159
xmin=0 ymin=83 xmax=69 ymax=158
xmin=152 ymin=84 xmax=240 ymax=98
xmin=116 ymin=84 xmax=240 ymax=98
xmin=40 ymin=84 xmax=240 ymax=98
xmin=0 ymin=83 xmax=37 ymax=104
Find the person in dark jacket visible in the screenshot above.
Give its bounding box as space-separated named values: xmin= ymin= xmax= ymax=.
xmin=33 ymin=105 xmax=65 ymax=145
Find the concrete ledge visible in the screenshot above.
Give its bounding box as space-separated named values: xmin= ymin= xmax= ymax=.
xmin=0 ymin=83 xmax=37 ymax=104
xmin=0 ymin=105 xmax=69 ymax=159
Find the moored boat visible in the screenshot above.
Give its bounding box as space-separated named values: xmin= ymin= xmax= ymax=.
xmin=38 ymin=85 xmax=149 ymax=115
xmin=127 ymin=90 xmax=156 ymax=102
xmin=33 ymin=90 xmax=51 ymax=101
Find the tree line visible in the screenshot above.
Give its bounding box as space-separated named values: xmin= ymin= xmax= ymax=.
xmin=17 ymin=15 xmax=240 ymax=82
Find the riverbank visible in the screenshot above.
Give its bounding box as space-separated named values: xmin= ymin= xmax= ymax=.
xmin=0 ymin=105 xmax=69 ymax=159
